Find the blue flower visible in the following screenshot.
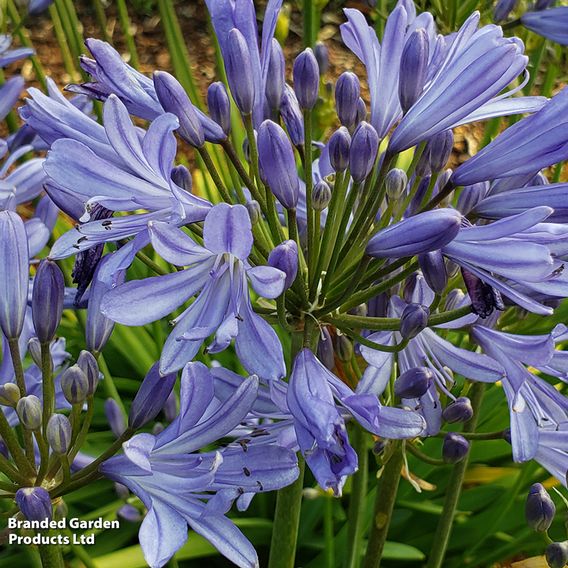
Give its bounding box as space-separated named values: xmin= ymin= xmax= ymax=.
xmin=101 ymin=203 xmax=287 ymax=377
xmin=522 ymin=7 xmax=568 ymax=46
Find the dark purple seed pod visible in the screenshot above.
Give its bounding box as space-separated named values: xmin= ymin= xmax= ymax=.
xmin=268 ymin=240 xmax=299 ymax=291
xmin=225 ymin=28 xmax=255 ymax=115
xmin=526 ymin=483 xmax=556 ymax=532
xmin=394 ymin=367 xmax=433 ymax=399
xmin=442 ymin=432 xmax=469 ymax=463
xmin=418 ymin=250 xmax=448 ymax=294
xmin=399 ymin=28 xmax=429 ymax=113
xmin=349 ymin=121 xmax=379 ymax=183
xmin=328 ymin=126 xmax=351 ymax=172
xmin=207 ymin=81 xmax=231 ymax=136
xmin=266 ymin=39 xmax=285 ymax=111
xmin=16 ymin=487 xmax=52 ymax=522
xmin=32 ymin=259 xmax=65 ymax=344
xmin=293 ymin=48 xmax=320 ymax=110
xmin=400 ymin=303 xmax=430 ymax=339
xmin=442 ymin=397 xmax=473 ymax=423
xmin=335 ymin=71 xmax=360 ymax=129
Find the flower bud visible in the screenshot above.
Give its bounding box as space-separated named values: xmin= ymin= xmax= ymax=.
xmin=400 ymin=303 xmax=430 ymax=339
xmin=171 ymin=165 xmax=192 ymax=193
xmin=546 ymin=542 xmax=568 ymax=568
xmin=266 ymin=39 xmax=285 ymax=110
xmin=15 ymin=488 xmax=52 ymax=522
xmin=335 ymin=334 xmax=353 ymax=362
xmin=457 ymin=182 xmax=490 ymax=215
xmin=314 ymin=42 xmax=329 ymax=74
xmin=46 ymin=414 xmax=72 ymax=454
xmin=152 ymin=422 xmax=165 ymax=435
xmin=366 ymin=208 xmax=462 ymax=258
xmin=356 ymin=98 xmax=367 ymax=124
xmin=418 ymin=250 xmax=448 ymax=294
xmin=493 ymin=0 xmax=516 ymax=23
xmin=225 ymin=29 xmax=255 ymax=115
xmin=245 ymin=200 xmax=261 ymax=225
xmin=32 ymin=259 xmax=65 ymax=344
xmin=442 ymin=397 xmax=474 ymax=423
xmin=317 ymin=326 xmax=335 ymax=370
xmin=394 ymin=367 xmax=433 ymax=399
xmin=163 ymin=391 xmax=177 ymax=422
xmin=526 ymin=483 xmax=556 ymax=532
xmin=328 ymin=126 xmax=351 ymax=172
xmin=428 ymin=130 xmax=454 ymax=172
xmin=207 ymin=81 xmax=231 ymax=136
xmin=105 ymin=398 xmax=126 ymax=438
xmin=0 ymin=211 xmax=29 ymax=339
xmin=535 ymin=0 xmax=554 ymax=9
xmin=335 ymin=72 xmax=360 ymax=129
xmin=312 ymin=179 xmax=332 ymax=211
xmin=77 ymin=350 xmax=100 ymax=396
xmin=258 ymin=120 xmax=299 ymax=209
xmin=349 ymin=121 xmax=379 ymax=183
xmin=399 ymin=28 xmax=429 ymax=113
xmin=118 ymin=504 xmax=142 ymax=523
xmin=28 ymin=337 xmax=43 ymax=368
xmin=268 ymin=240 xmax=298 ymax=290
xmin=129 ymin=362 xmax=177 ymax=430
xmin=0 ymin=383 xmax=20 ymax=406
xmin=280 ymin=85 xmax=304 ymax=147
xmin=385 ymin=168 xmax=408 ymax=200
xmin=416 ymin=150 xmax=431 ymax=178
xmin=293 ymin=48 xmax=319 ymax=110
xmin=153 ymin=71 xmax=205 ymax=147
xmin=61 ymin=364 xmax=89 ymax=405
xmin=16 ymin=395 xmax=42 ymax=431
xmin=442 ymin=432 xmax=469 ymax=464
xmin=115 ymin=482 xmax=130 ymax=499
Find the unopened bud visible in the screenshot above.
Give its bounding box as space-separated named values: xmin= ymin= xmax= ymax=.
xmin=457 ymin=182 xmax=490 ymax=215
xmin=418 ymin=250 xmax=448 ymax=294
xmin=312 ymin=180 xmax=332 ymax=210
xmin=268 ymin=240 xmax=298 ymax=291
xmin=442 ymin=397 xmax=473 ymax=423
xmin=163 ymin=391 xmax=177 ymax=422
xmin=207 ymin=81 xmax=231 ymax=136
xmin=16 ymin=395 xmax=42 ymax=430
xmin=394 ymin=367 xmax=433 ymax=399
xmin=32 ymin=259 xmax=65 ymax=343
xmin=118 ymin=504 xmax=143 ymax=523
xmin=335 ymin=71 xmax=360 ymax=129
xmin=266 ymin=39 xmax=285 ymax=110
xmin=399 ymin=28 xmax=429 ymax=113
xmin=356 ymin=98 xmax=366 ymax=124
xmin=293 ymin=48 xmax=319 ymax=110
xmin=15 ymin=487 xmax=52 ymax=522
xmin=225 ymin=29 xmax=255 ymax=115
xmin=385 ymin=168 xmax=408 ymax=200
xmin=46 ymin=414 xmax=72 ymax=454
xmin=280 ymin=85 xmax=304 ymax=147
xmin=105 ymin=398 xmax=126 ymax=438
xmin=317 ymin=327 xmax=335 ymax=370
xmin=171 ymin=165 xmax=192 ymax=193
xmin=442 ymin=432 xmax=469 ymax=463
xmin=28 ymin=337 xmax=43 ymax=368
xmin=328 ymin=126 xmax=351 ymax=172
xmin=400 ymin=303 xmax=430 ymax=339
xmin=546 ymin=542 xmax=568 ymax=568
xmin=77 ymin=350 xmax=100 ymax=396
xmin=314 ymin=42 xmax=329 ymax=75
xmin=335 ymin=334 xmax=353 ymax=362
xmin=61 ymin=364 xmax=89 ymax=405
xmin=428 ymin=130 xmax=454 ymax=172
xmin=349 ymin=121 xmax=379 ymax=183
xmin=0 ymin=383 xmax=20 ymax=406
xmin=494 ymin=0 xmax=516 ymax=23
xmin=526 ymin=483 xmax=556 ymax=532
xmin=245 ymin=200 xmax=261 ymax=225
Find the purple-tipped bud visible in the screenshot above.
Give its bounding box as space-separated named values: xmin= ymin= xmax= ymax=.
xmin=77 ymin=350 xmax=100 ymax=396
xmin=456 ymin=182 xmax=489 ymax=215
xmin=314 ymin=42 xmax=329 ymax=74
xmin=16 ymin=395 xmax=42 ymax=430
xmin=280 ymin=85 xmax=304 ymax=146
xmin=312 ymin=179 xmax=332 ymax=210
xmin=61 ymin=364 xmax=89 ymax=405
xmin=105 ymin=398 xmax=126 ymax=438
xmin=257 ymin=120 xmax=299 ymax=209
xmin=349 ymin=121 xmax=379 ymax=183
xmin=335 ymin=72 xmax=360 ymax=129
xmin=268 ymin=240 xmax=298 ymax=290
xmin=328 ymin=126 xmax=351 ymax=172
xmin=442 ymin=432 xmax=469 ymax=463
xmin=46 ymin=414 xmax=72 ymax=454
xmin=366 ymin=208 xmax=462 ymax=258
xmin=526 ymin=483 xmax=556 ymax=532
xmin=32 ymin=259 xmax=64 ymax=344
xmin=0 ymin=383 xmax=20 ymax=406
xmin=394 ymin=367 xmax=433 ymax=399
xmin=171 ymin=165 xmax=192 ymax=193
xmin=293 ymin=48 xmax=319 ymax=110
xmin=0 ymin=211 xmax=29 ymax=339
xmin=225 ymin=29 xmax=255 ymax=115
xmin=418 ymin=250 xmax=448 ymax=294
xmin=385 ymin=168 xmax=408 ymax=200
xmin=317 ymin=327 xmax=335 ymax=370
xmin=546 ymin=542 xmax=568 ymax=568
xmin=153 ymin=70 xmax=205 ymax=147
xmin=266 ymin=39 xmax=285 ymax=110
xmin=399 ymin=28 xmax=429 ymax=113
xmin=400 ymin=303 xmax=429 ymax=339
xmin=129 ymin=362 xmax=177 ymax=430
xmin=15 ymin=488 xmax=52 ymax=522
xmin=207 ymin=81 xmax=231 ymax=136
xmin=428 ymin=130 xmax=454 ymax=172
xmin=118 ymin=504 xmax=142 ymax=523
xmin=442 ymin=397 xmax=474 ymax=423
xmin=245 ymin=200 xmax=261 ymax=225
xmin=494 ymin=0 xmax=517 ymax=23
xmin=356 ymin=98 xmax=367 ymax=124
xmin=163 ymin=391 xmax=177 ymax=422
xmin=335 ymin=334 xmax=353 ymax=362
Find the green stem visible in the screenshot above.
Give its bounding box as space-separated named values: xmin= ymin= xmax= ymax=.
xmin=0 ymin=410 xmax=34 ymax=478
xmin=37 ymin=535 xmax=64 ymax=568
xmin=268 ymin=458 xmax=306 ymax=568
xmin=40 ymin=342 xmax=54 ymax=433
xmin=116 ymin=0 xmax=139 ymax=68
xmin=425 ymin=382 xmax=485 ymax=568
xmin=8 ymin=337 xmax=27 ymax=396
xmin=362 ymin=440 xmax=405 ymax=568
xmin=345 ymin=425 xmax=369 ymax=568
xmin=197 ymin=146 xmax=233 ymax=203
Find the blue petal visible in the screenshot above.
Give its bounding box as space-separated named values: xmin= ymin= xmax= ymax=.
xmin=203 ymin=203 xmax=253 ymax=260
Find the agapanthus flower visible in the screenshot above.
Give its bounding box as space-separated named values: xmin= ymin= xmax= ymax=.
xmin=101 ymin=363 xmax=299 ymax=568
xmin=101 ymin=204 xmax=286 ymax=377
xmin=521 ymin=7 xmax=568 ymax=46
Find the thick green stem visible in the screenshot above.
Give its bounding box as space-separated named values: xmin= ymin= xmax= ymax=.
xmin=37 ymin=534 xmax=64 ymax=568
xmin=40 ymin=342 xmax=54 ymax=433
xmin=116 ymin=0 xmax=139 ymax=68
xmin=363 ymin=440 xmax=404 ymax=568
xmin=268 ymin=458 xmax=306 ymax=568
xmin=425 ymin=382 xmax=485 ymax=568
